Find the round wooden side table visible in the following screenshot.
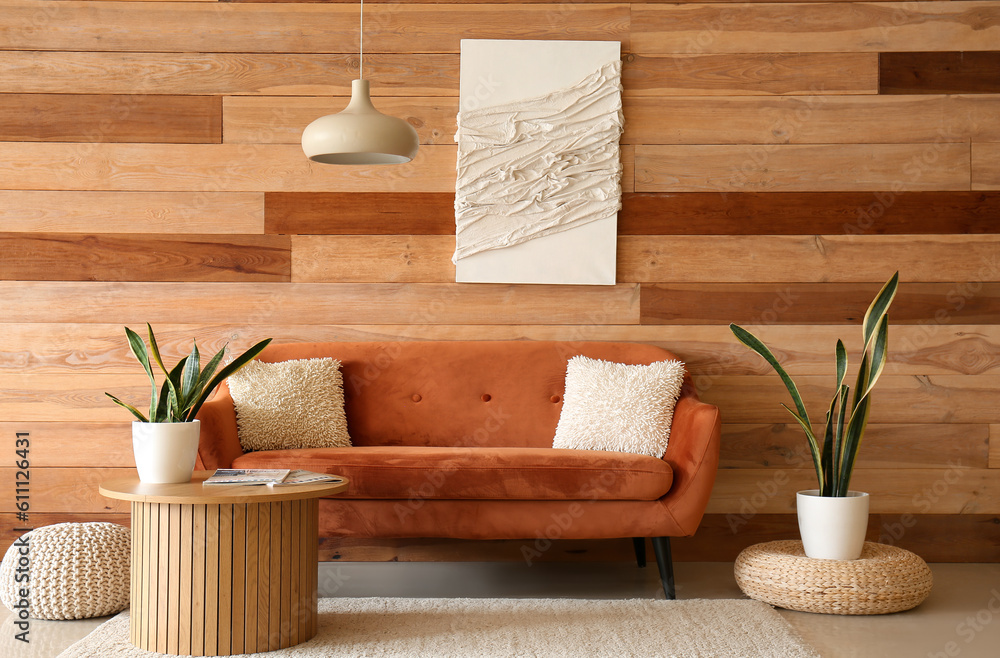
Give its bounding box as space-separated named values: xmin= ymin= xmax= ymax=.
xmin=734 ymin=540 xmax=933 ymax=615
xmin=99 ymin=471 xmax=348 ymax=656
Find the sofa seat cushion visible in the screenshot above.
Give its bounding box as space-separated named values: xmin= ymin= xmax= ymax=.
xmin=231 ymin=446 xmax=673 ymax=501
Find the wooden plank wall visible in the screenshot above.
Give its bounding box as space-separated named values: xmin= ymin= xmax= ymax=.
xmin=2 ymin=0 xmax=999 ymax=563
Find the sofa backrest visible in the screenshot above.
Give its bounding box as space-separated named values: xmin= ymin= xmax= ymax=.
xmin=225 ymin=340 xmax=687 ymax=449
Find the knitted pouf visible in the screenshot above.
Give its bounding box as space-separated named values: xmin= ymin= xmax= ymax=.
xmin=0 ymin=522 xmax=130 ymax=620
xmin=735 ymin=540 xmax=933 ymax=615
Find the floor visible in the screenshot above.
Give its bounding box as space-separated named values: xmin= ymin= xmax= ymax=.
xmin=2 ymin=561 xmax=998 ymax=657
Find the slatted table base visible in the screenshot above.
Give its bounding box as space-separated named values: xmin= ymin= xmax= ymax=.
xmin=129 ymin=498 xmax=319 ymax=656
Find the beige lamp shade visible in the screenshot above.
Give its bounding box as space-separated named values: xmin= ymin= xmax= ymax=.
xmin=302 ymin=79 xmax=419 ymax=165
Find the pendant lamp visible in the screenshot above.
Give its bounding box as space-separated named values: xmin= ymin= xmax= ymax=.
xmin=302 ymin=0 xmax=419 ymax=165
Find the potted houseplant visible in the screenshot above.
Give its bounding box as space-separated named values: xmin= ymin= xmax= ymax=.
xmin=730 ymin=272 xmax=899 ymax=560
xmin=106 ymin=324 xmax=271 ymax=484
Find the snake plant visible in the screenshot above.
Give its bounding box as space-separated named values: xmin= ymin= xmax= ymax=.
xmin=106 ymin=324 xmax=271 ymax=423
xmin=730 ymin=272 xmax=899 ymax=497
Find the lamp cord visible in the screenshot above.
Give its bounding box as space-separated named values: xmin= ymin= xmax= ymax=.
xmin=359 ymin=0 xmax=364 ymax=80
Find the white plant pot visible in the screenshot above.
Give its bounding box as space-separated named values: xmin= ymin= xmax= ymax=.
xmin=132 ymin=420 xmax=200 ymax=484
xmin=796 ymin=489 xmax=870 ymax=560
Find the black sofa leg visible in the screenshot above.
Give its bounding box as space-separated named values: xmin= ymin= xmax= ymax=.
xmin=651 ymin=537 xmax=676 ymax=600
xmin=632 ymin=537 xmax=647 ymax=568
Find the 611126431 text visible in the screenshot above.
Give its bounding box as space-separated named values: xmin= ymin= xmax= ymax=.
xmin=12 ymin=431 xmax=31 ymax=643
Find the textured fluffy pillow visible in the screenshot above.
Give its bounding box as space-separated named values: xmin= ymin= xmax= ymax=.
xmin=227 ymin=357 xmax=351 ymax=452
xmin=552 ymin=356 xmax=686 ymax=458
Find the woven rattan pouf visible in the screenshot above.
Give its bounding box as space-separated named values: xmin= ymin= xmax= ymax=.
xmin=0 ymin=522 xmax=130 ymax=620
xmin=734 ymin=540 xmax=933 ymax=615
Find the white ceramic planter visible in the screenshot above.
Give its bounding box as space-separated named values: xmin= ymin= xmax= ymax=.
xmin=796 ymin=489 xmax=870 ymax=560
xmin=132 ymin=420 xmax=200 ymax=484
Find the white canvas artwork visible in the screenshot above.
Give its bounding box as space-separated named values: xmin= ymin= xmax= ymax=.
xmin=454 ymin=40 xmax=623 ymax=285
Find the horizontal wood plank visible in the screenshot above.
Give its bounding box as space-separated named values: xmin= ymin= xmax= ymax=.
xmin=991 ymin=425 xmax=1000 ymax=468
xmin=0 ymin=467 xmax=133 ymax=514
xmin=700 ymin=375 xmax=1000 ymax=424
xmin=4 ymin=512 xmax=995 ymax=563
xmin=0 ymin=374 xmax=149 ymax=423
xmin=230 ymin=94 xmax=1000 ymax=146
xmin=622 ymin=53 xmax=877 ymax=96
xmin=973 ymin=143 xmax=1000 ymax=190
xmin=4 ymin=323 xmax=996 ymax=376
xmin=224 ymin=97 xmax=456 ymax=145
xmin=0 ymin=234 xmax=291 ymax=282
xmin=640 ymin=283 xmax=1000 ymax=325
xmin=0 ymin=94 xmax=221 ymax=143
xmin=316 ymin=536 xmax=639 ymax=563
xmin=635 ymin=143 xmax=971 ymax=192
xmin=869 ymin=514 xmax=1000 ymax=563
xmin=0 ymin=143 xmax=457 ymax=192
xmin=0 ymin=191 xmax=264 ymax=234
xmin=619 ymin=235 xmax=1000 ymax=283
xmin=0 ymin=51 xmax=887 ymax=99
xmin=707 ymin=468 xmax=1000 ymax=514
xmin=316 ymin=514 xmax=1000 ymax=563
xmin=265 ymin=191 xmax=1000 ymax=236
xmin=0 ymin=420 xmax=983 ymax=470
xmin=292 ymin=236 xmax=454 ymax=283
xmin=227 ymin=93 xmax=1000 ymax=146
xmin=1 ymin=513 xmax=131 ymax=557
xmin=632 ymin=3 xmax=1000 ymax=54
xmin=619 ymin=192 xmax=1000 ymax=235
xmin=4 ymin=372 xmax=999 ymax=424
xmin=721 ymin=423 xmax=990 ymax=469
xmin=290 ymin=234 xmax=1000 ymax=284
xmin=686 ymin=514 xmax=1000 ymax=563
xmin=1 ymin=282 xmax=640 ymax=327
xmin=621 ymin=145 xmax=635 ymax=193
xmin=880 ymin=52 xmax=1000 ymax=94
xmin=227 ymin=0 xmax=908 ymax=4
xmin=687 ymin=514 xmax=1000 ymax=563
xmin=265 ymin=192 xmax=456 ymax=235
xmin=625 ymin=94 xmax=1000 ymax=144
xmin=0 ymin=422 xmax=134 ymax=467
xmin=0 ymin=3 xmax=630 ymax=53
xmin=0 ymin=324 xmax=254 ymax=374
xmin=0 ymin=52 xmax=458 ymax=96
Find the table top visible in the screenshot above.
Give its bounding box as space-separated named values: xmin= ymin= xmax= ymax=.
xmin=99 ymin=470 xmax=349 ymax=504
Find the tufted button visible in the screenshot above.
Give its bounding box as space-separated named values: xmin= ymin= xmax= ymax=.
xmin=481 ymin=394 xmax=491 ymax=402
xmin=550 ymin=395 xmax=561 ymax=403
xmin=411 ymin=394 xmax=422 ymax=402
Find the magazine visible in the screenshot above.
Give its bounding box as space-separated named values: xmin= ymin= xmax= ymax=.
xmin=203 ymin=468 xmax=291 ymax=486
xmin=268 ymin=470 xmax=345 ymax=487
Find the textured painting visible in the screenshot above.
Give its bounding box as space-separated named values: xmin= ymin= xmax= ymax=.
xmin=454 ymin=40 xmax=623 ymax=285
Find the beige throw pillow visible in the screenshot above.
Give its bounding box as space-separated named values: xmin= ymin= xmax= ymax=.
xmin=552 ymin=355 xmax=686 ymax=458
xmin=227 ymin=357 xmax=351 ymax=452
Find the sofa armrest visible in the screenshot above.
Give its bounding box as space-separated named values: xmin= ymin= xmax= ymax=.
xmin=659 ymin=386 xmax=722 ymax=535
xmin=195 ymin=389 xmax=244 ymax=470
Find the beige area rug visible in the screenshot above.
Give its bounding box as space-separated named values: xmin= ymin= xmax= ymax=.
xmin=58 ymin=597 xmax=819 ymax=658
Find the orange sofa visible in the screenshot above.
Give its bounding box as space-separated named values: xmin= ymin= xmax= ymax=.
xmin=195 ymin=341 xmax=721 ymax=598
